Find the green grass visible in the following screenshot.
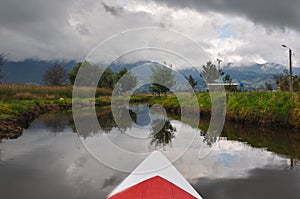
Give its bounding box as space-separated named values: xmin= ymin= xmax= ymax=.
xmin=0 ymin=99 xmax=73 ymax=119
xmin=130 ymin=91 xmax=300 ymax=128
xmin=1 ymin=83 xmax=300 ymax=128
xmin=226 ymin=92 xmax=296 ymax=125
xmin=0 ymin=84 xmax=112 ymax=119
xmin=0 ymin=84 xmax=112 ymax=100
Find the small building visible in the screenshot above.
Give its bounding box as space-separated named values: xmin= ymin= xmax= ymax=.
xmin=207 ymin=83 xmax=239 ymax=92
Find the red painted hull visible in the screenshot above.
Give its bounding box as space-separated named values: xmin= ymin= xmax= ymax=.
xmin=108 ymin=176 xmax=197 ymax=199
xmin=107 ymin=151 xmax=202 ymax=199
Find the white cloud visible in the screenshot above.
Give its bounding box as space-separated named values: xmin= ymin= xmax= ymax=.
xmin=0 ymin=0 xmax=299 ymax=68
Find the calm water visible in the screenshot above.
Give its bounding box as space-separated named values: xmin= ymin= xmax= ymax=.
xmin=1 ymin=106 xmax=300 ymax=199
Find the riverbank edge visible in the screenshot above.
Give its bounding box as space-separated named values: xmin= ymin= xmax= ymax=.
xmin=162 ymin=105 xmax=300 ymax=128
xmin=0 ymin=103 xmax=71 ymax=139
xmin=131 ymin=93 xmax=300 ymax=129
xmin=2 ymin=92 xmax=300 ymax=139
xmin=0 ymin=98 xmax=113 ymax=139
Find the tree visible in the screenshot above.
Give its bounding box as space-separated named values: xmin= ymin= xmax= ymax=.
xmin=222 ymin=73 xmax=237 ymax=92
xmin=113 ymin=68 xmax=128 ymax=85
xmin=43 ymin=64 xmax=68 ymax=86
xmin=273 ymin=69 xmax=300 ymax=91
xmin=98 ymin=68 xmax=114 ymax=89
xmin=150 ymin=64 xmax=176 ymax=96
xmin=273 ymin=69 xmax=288 ymax=85
xmin=264 ymin=80 xmax=273 ymax=91
xmin=112 ymin=67 xmax=137 ymax=93
xmin=69 ymin=61 xmax=104 ymax=86
xmin=150 ymin=119 xmax=176 ymax=149
xmin=113 ymin=68 xmax=137 ymax=94
xmin=200 ymin=61 xmax=224 ymax=83
xmin=186 ymin=75 xmax=197 ymax=89
xmin=69 ymin=62 xmax=81 ymax=85
xmin=117 ymin=71 xmax=137 ymax=93
xmin=0 ymin=53 xmax=5 ymax=83
xmin=223 ymin=73 xmax=232 ymax=84
xmin=278 ymin=76 xmax=300 ymax=91
xmin=69 ymin=62 xmax=136 ymax=90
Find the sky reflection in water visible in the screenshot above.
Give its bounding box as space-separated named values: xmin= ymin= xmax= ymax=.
xmin=0 ymin=106 xmax=300 ymax=199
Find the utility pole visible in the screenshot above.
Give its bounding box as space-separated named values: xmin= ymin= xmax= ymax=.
xmin=289 ymin=48 xmax=293 ymax=92
xmin=282 ymin=45 xmax=293 ymax=92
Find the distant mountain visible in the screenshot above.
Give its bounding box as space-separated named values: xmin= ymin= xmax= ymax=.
xmin=1 ymin=59 xmax=299 ymax=91
xmin=181 ymin=63 xmax=300 ymax=91
xmin=2 ymin=60 xmax=77 ymax=84
xmin=221 ymin=63 xmax=300 ymax=90
xmin=222 ymin=62 xmax=300 ymax=74
xmin=109 ymin=60 xmax=151 ymax=72
xmin=1 ymin=60 xmax=152 ymax=85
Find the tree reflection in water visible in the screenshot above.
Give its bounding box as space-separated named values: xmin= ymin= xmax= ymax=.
xmin=74 ymin=107 xmax=137 ymax=138
xmin=201 ymin=130 xmax=219 ymax=147
xmin=43 ymin=113 xmax=71 ymax=134
xmin=112 ymin=107 xmax=137 ymax=133
xmin=149 ymin=119 xmax=176 ymax=150
xmin=289 ymin=158 xmax=299 ymax=170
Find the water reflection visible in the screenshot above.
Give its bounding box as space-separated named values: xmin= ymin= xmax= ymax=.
xmin=75 ymin=105 xmax=300 ymax=164
xmin=221 ymin=121 xmax=300 ymax=160
xmin=149 ymin=119 xmax=176 ymax=149
xmin=81 ymin=105 xmax=177 ymax=150
xmin=101 ymin=174 xmax=123 ymax=190
xmin=75 ymin=105 xmax=300 ymax=177
xmin=111 ymin=106 xmax=137 ymax=132
xmin=192 ymin=166 xmax=300 ymax=199
xmin=130 ymin=105 xmax=151 ymax=126
xmin=202 ymin=130 xmax=219 ymax=147
xmin=73 ymin=107 xmax=137 ymax=138
xmin=42 ymin=113 xmax=71 ymax=133
xmin=1 ymin=107 xmax=300 ymax=199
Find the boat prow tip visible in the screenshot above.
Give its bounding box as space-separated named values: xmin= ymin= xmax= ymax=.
xmin=107 ymin=151 xmax=202 ymax=199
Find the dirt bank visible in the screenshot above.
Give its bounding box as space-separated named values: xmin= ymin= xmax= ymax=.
xmin=0 ymin=104 xmax=71 ymax=139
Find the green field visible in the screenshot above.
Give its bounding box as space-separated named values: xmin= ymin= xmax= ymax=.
xmin=1 ymin=84 xmax=300 ymax=128
xmin=0 ymin=84 xmax=111 ymax=119
xmin=130 ymin=92 xmax=300 ymax=128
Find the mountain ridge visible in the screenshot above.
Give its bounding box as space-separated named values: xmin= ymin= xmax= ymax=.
xmin=1 ymin=60 xmax=299 ymax=90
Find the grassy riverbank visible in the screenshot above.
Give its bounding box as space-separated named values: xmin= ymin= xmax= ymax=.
xmin=1 ymin=84 xmax=300 ymax=139
xmin=130 ymin=92 xmax=300 ymax=128
xmin=0 ymin=84 xmax=112 ymax=119
xmin=0 ymin=84 xmax=112 ymax=100
xmin=0 ymin=84 xmax=112 ymax=139
xmin=226 ymin=92 xmax=299 ymax=127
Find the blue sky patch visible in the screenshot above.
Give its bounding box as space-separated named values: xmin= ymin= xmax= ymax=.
xmin=217 ymin=23 xmax=238 ymax=39
xmin=218 ymin=152 xmax=238 ymax=168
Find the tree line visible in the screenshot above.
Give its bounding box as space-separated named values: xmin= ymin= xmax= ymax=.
xmin=41 ymin=61 xmax=178 ymax=95
xmin=0 ymin=56 xmax=237 ymax=94
xmin=42 ymin=62 xmax=138 ymax=94
xmin=265 ymin=69 xmax=300 ymax=91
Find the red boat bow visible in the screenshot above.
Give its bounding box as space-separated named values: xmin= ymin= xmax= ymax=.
xmin=108 ymin=176 xmax=197 ymax=199
xmin=107 ymin=151 xmax=202 ymax=199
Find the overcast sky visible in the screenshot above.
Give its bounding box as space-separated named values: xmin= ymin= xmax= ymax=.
xmin=0 ymin=0 xmax=300 ymax=68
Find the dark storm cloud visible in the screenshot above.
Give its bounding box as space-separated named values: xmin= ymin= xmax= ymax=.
xmin=0 ymin=0 xmax=72 ymax=27
xmin=147 ymin=0 xmax=300 ymax=31
xmin=101 ymin=2 xmax=123 ymax=16
xmin=0 ymin=0 xmax=86 ymax=60
xmin=0 ymin=0 xmax=74 ymax=45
